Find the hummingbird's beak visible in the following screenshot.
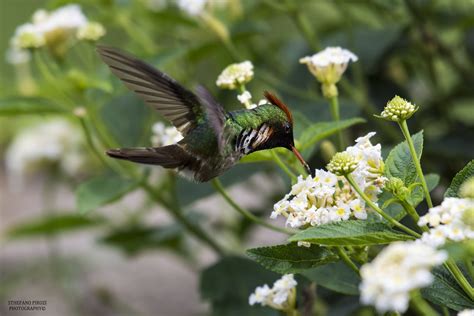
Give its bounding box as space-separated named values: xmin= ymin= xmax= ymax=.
xmin=291 ymin=145 xmax=313 ymax=176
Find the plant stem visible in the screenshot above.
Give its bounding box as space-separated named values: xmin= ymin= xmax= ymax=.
xmin=398 ymin=120 xmax=433 ymax=208
xmin=445 ymin=259 xmax=474 ymax=300
xmin=400 ymin=201 xmax=429 ymax=233
xmin=270 ymin=150 xmax=297 ymax=183
xmin=335 ymin=247 xmax=360 ymax=275
xmin=410 ymin=291 xmax=439 ymax=316
xmin=328 ymin=95 xmax=344 ymax=150
xmin=211 ymin=178 xmax=294 ymax=235
xmin=141 ymin=181 xmax=225 ymax=256
xmin=345 ymin=174 xmax=421 ymax=238
xmin=465 ymin=258 xmax=474 ymax=282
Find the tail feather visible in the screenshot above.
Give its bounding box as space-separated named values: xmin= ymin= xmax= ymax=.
xmin=106 ymin=145 xmax=192 ymax=169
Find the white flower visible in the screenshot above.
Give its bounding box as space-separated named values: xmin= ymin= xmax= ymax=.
xmin=77 ymin=21 xmax=106 ymax=41
xmin=176 ymin=0 xmax=207 ymax=16
xmin=458 ymin=310 xmax=474 ymax=316
xmin=237 ymin=90 xmax=252 ymax=104
xmin=297 ymin=241 xmax=311 ymax=247
xmin=249 ymin=274 xmax=297 ymax=310
xmin=5 ymin=119 xmax=88 ymax=187
xmin=216 ymin=61 xmax=254 ymax=90
xmin=359 ymin=241 xmax=447 ymax=313
xmin=151 ymin=122 xmax=184 ymax=146
xmin=299 ymin=47 xmax=358 ymax=85
xmin=418 ymin=197 xmax=474 ymax=247
xmin=249 ymin=284 xmax=272 ymax=306
xmin=271 ymin=132 xmax=385 ymax=228
xmin=11 ymin=24 xmax=45 ymax=49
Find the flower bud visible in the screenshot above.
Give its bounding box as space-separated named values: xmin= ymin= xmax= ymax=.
xmin=326 ymin=152 xmax=358 ymax=176
xmin=379 ymin=96 xmax=418 ymax=122
xmin=77 ymin=22 xmax=106 ymax=41
xmin=461 ymin=208 xmax=474 ymax=230
xmin=385 ymin=177 xmax=410 ymax=201
xmin=459 ymin=177 xmax=474 ymax=199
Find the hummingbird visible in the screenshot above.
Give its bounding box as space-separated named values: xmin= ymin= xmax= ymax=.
xmin=97 ymin=46 xmax=311 ymax=182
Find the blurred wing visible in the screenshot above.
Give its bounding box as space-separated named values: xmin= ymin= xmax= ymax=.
xmin=195 ymin=85 xmax=226 ymax=152
xmin=97 ymin=46 xmax=201 ymax=135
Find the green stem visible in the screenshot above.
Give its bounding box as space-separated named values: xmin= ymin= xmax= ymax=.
xmin=400 ymin=201 xmax=429 ymax=233
xmin=441 ymin=306 xmax=450 ymax=316
xmin=410 ymin=291 xmax=438 ymax=316
xmin=398 ymin=120 xmax=433 ymax=208
xmin=211 ymin=179 xmax=294 ymax=235
xmin=328 ymin=95 xmax=344 ymax=150
xmin=445 ymin=260 xmax=474 ymax=300
xmin=465 ymin=258 xmax=474 ymax=282
xmin=345 ymin=174 xmax=421 ymax=238
xmin=335 ymin=247 xmax=360 ymax=275
xmin=270 ymin=150 xmax=297 ymax=183
xmin=141 ymin=181 xmax=225 ymax=256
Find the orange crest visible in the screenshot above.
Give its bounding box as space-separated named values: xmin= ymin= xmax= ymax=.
xmin=263 ymin=91 xmax=293 ymax=125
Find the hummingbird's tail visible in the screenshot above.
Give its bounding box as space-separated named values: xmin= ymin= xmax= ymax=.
xmin=106 ymin=145 xmax=192 ymax=169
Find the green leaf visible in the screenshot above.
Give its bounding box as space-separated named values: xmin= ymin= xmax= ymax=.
xmin=445 ymin=160 xmax=474 ymax=197
xmin=301 ymin=261 xmax=359 ymax=295
xmin=407 ymin=173 xmax=440 ymax=206
xmin=442 ymin=241 xmax=474 ymax=262
xmin=76 ymin=174 xmax=139 ymax=214
xmin=288 ymin=220 xmax=414 ymax=246
xmin=385 ymin=130 xmax=423 ymax=185
xmin=246 ymin=243 xmax=338 ymax=274
xmin=100 ymin=93 xmax=152 ymax=147
xmin=421 ymin=266 xmax=474 ymax=311
xmin=200 ymin=256 xmax=279 ymax=316
xmin=298 ymin=118 xmax=366 ymax=151
xmin=0 ymin=97 xmax=65 ymax=115
xmin=99 ymin=223 xmax=184 ymax=256
xmin=7 ymin=214 xmax=102 ymax=238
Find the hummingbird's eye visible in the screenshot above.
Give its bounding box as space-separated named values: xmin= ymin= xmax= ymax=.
xmin=284 ymin=123 xmax=291 ymax=133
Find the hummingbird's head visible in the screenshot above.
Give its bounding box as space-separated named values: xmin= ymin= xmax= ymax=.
xmin=263 ymin=91 xmax=311 ymax=175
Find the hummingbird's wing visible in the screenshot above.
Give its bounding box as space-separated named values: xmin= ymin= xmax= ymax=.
xmin=97 ymin=46 xmax=224 ymax=137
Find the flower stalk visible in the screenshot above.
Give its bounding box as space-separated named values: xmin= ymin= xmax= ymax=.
xmin=345 ymin=174 xmax=420 ymax=238
xmin=335 ymin=246 xmax=360 ymax=275
xmin=398 ymin=120 xmax=433 ymax=208
xmin=328 ymin=95 xmax=344 ymax=150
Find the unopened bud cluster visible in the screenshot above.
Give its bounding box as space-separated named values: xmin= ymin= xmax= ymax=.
xmin=385 ymin=177 xmax=410 ymax=201
xmin=379 ymin=96 xmax=418 ymax=122
xmin=327 ymin=152 xmax=359 ymax=176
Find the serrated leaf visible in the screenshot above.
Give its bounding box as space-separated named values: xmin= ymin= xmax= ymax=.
xmin=7 ymin=214 xmax=102 ymax=238
xmin=385 ymin=131 xmax=423 ymax=185
xmin=246 ymin=243 xmax=338 ymax=274
xmin=421 ymin=266 xmax=474 ymax=311
xmin=200 ymin=256 xmax=279 ymax=316
xmin=407 ymin=173 xmax=440 ymax=206
xmin=445 ymin=160 xmax=474 ymax=197
xmin=298 ymin=118 xmax=365 ymax=151
xmin=301 ymin=261 xmax=359 ymax=295
xmin=289 ymin=220 xmax=414 ymax=246
xmin=76 ymin=174 xmax=139 ymax=214
xmin=0 ymin=97 xmax=65 ymax=115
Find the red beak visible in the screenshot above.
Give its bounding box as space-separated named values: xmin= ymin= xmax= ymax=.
xmin=291 ymin=145 xmax=312 ymax=176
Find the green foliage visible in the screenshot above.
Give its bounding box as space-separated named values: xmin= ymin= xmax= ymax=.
xmin=288 ymin=221 xmax=414 ymax=246
xmin=99 ymin=223 xmax=185 ymax=256
xmin=445 ymin=160 xmax=474 ymax=197
xmin=442 ymin=241 xmax=474 ymax=262
xmin=76 ymin=173 xmax=139 ymax=214
xmin=407 ymin=173 xmax=440 ymax=206
xmin=7 ymin=214 xmax=103 ymax=238
xmin=200 ymin=257 xmax=279 ymax=316
xmin=246 ymin=243 xmax=338 ymax=274
xmin=0 ymin=97 xmax=66 ymax=115
xmin=385 ymin=131 xmax=423 ymax=186
xmin=421 ymin=266 xmax=474 ymax=311
xmin=301 ymin=262 xmax=360 ymax=295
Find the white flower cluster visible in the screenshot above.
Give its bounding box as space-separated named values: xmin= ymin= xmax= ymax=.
xmin=216 ymin=61 xmax=254 ymax=90
xmin=418 ymin=197 xmax=474 ymax=247
xmin=176 ymin=0 xmax=207 ymax=16
xmin=249 ymin=274 xmax=297 ymax=310
xmin=151 ymin=122 xmax=184 ymax=146
xmin=272 ymin=133 xmax=385 ymax=228
xmin=360 ymin=241 xmax=447 ymax=313
xmin=5 ymin=119 xmax=88 ymax=187
xmin=236 ymin=91 xmax=268 ymax=110
xmin=299 ymin=47 xmax=358 ymax=85
xmin=459 ymin=309 xmax=474 ymax=316
xmin=8 ymin=5 xmax=105 ymax=60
